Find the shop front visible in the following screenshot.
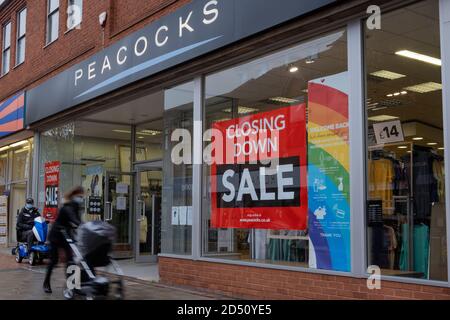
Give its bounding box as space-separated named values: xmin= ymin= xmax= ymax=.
xmin=24 ymin=0 xmax=450 ymax=299
xmin=0 ymin=92 xmax=34 ymax=247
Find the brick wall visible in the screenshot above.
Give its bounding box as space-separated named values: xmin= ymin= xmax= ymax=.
xmin=0 ymin=0 xmax=191 ymax=102
xmin=159 ymin=257 xmax=450 ymax=300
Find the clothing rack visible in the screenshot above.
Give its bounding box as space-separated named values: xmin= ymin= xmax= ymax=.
xmin=368 ymin=141 xmax=415 ymax=271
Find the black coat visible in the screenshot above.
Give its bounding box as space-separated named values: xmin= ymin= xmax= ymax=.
xmin=48 ymin=201 xmax=82 ymax=243
xmin=16 ymin=207 xmax=40 ymax=232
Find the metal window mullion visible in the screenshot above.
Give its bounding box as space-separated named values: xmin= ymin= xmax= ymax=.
xmin=439 ymin=0 xmax=450 ymax=287
xmin=192 ymin=76 xmax=204 ymax=260
xmin=348 ymin=19 xmax=366 ymax=278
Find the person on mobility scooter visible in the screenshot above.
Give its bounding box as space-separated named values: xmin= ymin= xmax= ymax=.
xmin=13 ymin=198 xmax=50 ymax=265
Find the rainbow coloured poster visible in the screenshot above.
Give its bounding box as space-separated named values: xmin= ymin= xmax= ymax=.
xmin=0 ymin=92 xmax=25 ymax=137
xmin=307 ymin=72 xmax=350 ymax=272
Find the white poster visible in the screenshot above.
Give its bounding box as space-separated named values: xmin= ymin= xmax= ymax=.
xmin=171 ymin=207 xmax=180 ymax=225
xmin=187 ymin=206 xmax=193 ymax=226
xmin=116 ymin=183 xmax=128 ymax=194
xmin=116 ymin=196 xmax=127 ymax=210
xmin=179 ymin=206 xmax=187 ymax=225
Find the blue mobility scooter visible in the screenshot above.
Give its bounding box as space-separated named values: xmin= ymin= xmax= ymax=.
xmin=14 ymin=216 xmax=50 ymax=266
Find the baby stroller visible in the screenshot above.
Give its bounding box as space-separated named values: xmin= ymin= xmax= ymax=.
xmin=62 ymin=221 xmax=124 ymax=300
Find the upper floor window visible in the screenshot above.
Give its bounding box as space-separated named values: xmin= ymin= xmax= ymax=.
xmin=67 ymin=0 xmax=82 ymax=30
xmin=16 ymin=8 xmax=27 ymax=65
xmin=46 ymin=0 xmax=59 ymax=44
xmin=1 ymin=22 xmax=11 ymax=75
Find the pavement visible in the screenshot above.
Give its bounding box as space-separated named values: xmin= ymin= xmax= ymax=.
xmin=0 ymin=251 xmax=229 ymax=300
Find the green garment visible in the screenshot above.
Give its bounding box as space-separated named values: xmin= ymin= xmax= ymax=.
xmin=399 ymin=223 xmax=429 ymax=278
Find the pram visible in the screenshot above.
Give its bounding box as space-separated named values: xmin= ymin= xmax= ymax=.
xmin=62 ymin=221 xmax=124 ymax=300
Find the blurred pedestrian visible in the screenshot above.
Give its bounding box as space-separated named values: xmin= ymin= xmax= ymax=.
xmin=43 ymin=186 xmax=85 ymax=293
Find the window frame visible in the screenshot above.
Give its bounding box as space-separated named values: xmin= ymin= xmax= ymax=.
xmin=15 ymin=7 xmax=27 ymax=66
xmin=46 ymin=0 xmax=60 ymax=45
xmin=1 ymin=21 xmax=11 ymax=76
xmin=159 ymin=0 xmax=450 ymax=288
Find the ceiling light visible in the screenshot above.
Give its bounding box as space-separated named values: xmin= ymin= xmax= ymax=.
xmin=0 ymin=146 xmax=9 ymax=152
xmin=371 ymin=107 xmax=387 ymax=111
xmin=269 ymin=97 xmax=300 ymax=104
xmin=387 ymin=91 xmax=407 ymax=97
xmin=113 ymin=130 xmax=131 ymax=134
xmin=398 ymin=146 xmax=408 ymax=149
xmin=140 ymin=129 xmax=162 ymax=135
xmin=438 ymin=147 xmax=444 ymax=150
xmin=214 ymin=118 xmax=232 ymax=123
xmin=370 ymin=70 xmax=406 ymax=80
xmin=138 ymin=136 xmax=145 ymax=139
xmin=10 ymin=140 xmax=28 ymax=148
xmin=289 ymin=66 xmax=299 ymax=73
xmin=368 ymin=115 xmax=399 ymax=122
xmin=223 ymin=106 xmax=259 ymax=115
xmin=404 ymin=82 xmax=442 ymax=93
xmin=412 ymin=137 xmax=423 ymax=141
xmin=427 ymin=142 xmax=438 ymax=146
xmin=395 ymin=50 xmax=441 ymax=66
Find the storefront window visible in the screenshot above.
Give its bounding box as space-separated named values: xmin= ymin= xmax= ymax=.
xmin=365 ymin=0 xmax=447 ymax=281
xmin=202 ymin=30 xmax=349 ymax=271
xmin=12 ymin=139 xmax=32 ymax=181
xmin=39 ymin=122 xmax=131 ymax=229
xmin=161 ymin=81 xmax=194 ymax=255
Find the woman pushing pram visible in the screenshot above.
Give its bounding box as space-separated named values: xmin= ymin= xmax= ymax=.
xmin=43 ymin=186 xmax=123 ymax=300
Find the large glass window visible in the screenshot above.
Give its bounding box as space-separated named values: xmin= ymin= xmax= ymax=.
xmin=12 ymin=139 xmax=31 ymax=181
xmin=46 ymin=0 xmax=59 ymax=44
xmin=16 ymin=8 xmax=26 ymax=65
xmin=201 ymin=30 xmax=349 ymax=271
xmin=161 ymin=81 xmax=194 ymax=255
xmin=1 ymin=21 xmax=11 ymax=75
xmin=365 ymin=0 xmax=447 ymax=281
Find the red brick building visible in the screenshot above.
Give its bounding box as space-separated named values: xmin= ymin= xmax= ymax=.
xmin=1 ymin=0 xmax=450 ymax=300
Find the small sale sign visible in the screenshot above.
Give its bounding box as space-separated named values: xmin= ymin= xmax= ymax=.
xmin=210 ymin=105 xmax=308 ymax=230
xmin=44 ymin=161 xmax=60 ymax=222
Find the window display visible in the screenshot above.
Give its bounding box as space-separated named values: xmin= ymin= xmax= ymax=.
xmin=202 ymin=29 xmax=348 ymax=271
xmin=161 ymin=81 xmax=194 ymax=255
xmin=365 ymin=0 xmax=447 ymax=281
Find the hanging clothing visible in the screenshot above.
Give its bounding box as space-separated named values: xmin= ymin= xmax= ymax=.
xmin=399 ymin=223 xmax=429 ymax=278
xmin=432 ymin=159 xmax=445 ymax=202
xmin=384 ymin=225 xmax=397 ymax=269
xmin=368 ymin=158 xmax=395 ymax=215
xmin=403 ymin=146 xmax=438 ymax=219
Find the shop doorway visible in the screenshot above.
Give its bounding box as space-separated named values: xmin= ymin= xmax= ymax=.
xmin=135 ymin=161 xmax=162 ymax=262
xmin=8 ymin=182 xmax=27 ymax=244
xmin=104 ymin=171 xmax=135 ymax=259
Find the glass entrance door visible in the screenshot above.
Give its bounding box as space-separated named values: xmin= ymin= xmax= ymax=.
xmin=104 ymin=172 xmax=134 ymax=259
xmin=135 ymin=162 xmax=162 ymax=262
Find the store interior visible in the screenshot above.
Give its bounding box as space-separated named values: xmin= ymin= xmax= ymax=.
xmin=365 ymin=0 xmax=447 ymax=281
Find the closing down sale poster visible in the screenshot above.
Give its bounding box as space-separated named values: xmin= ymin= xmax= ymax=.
xmin=211 ymin=105 xmax=307 ymax=230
